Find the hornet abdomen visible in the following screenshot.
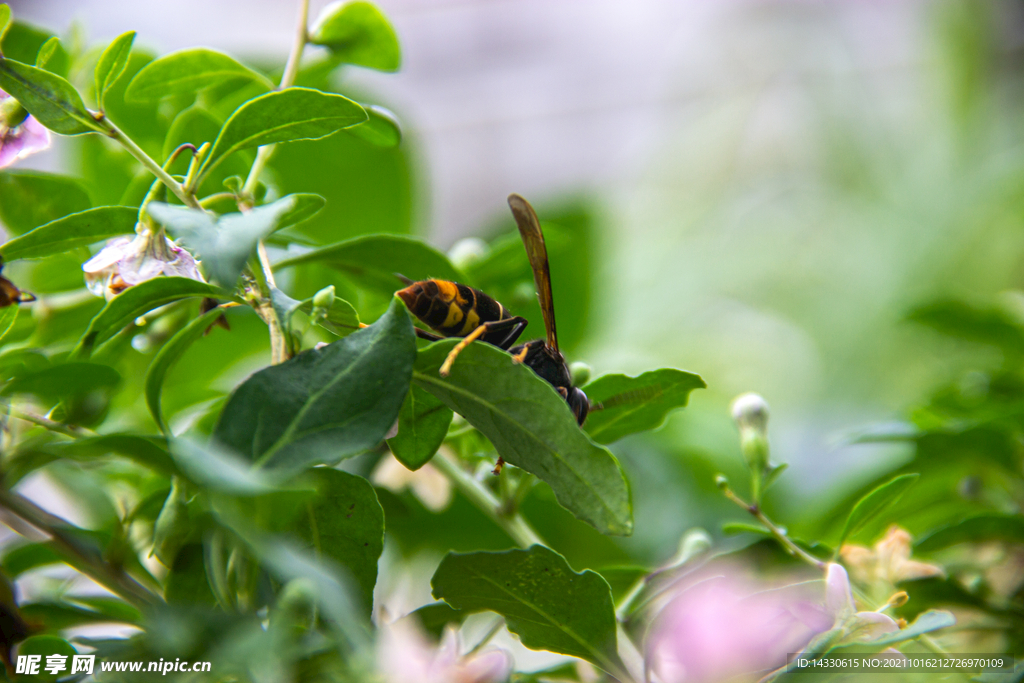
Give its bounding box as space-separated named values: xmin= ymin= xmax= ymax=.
xmin=396 ymin=279 xmax=524 ymax=349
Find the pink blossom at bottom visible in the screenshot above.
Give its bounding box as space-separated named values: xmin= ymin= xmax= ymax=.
xmin=377 ymin=622 xmax=512 ymax=683
xmin=646 ymin=574 xmax=833 ymax=683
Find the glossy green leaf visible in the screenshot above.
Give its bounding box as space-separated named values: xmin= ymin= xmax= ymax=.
xmin=94 ymin=30 xmax=136 ymax=110
xmin=583 ymin=368 xmax=705 ymax=444
xmin=73 ymin=277 xmax=225 ymax=357
xmin=345 ymin=104 xmax=401 ymax=147
xmin=2 ymin=361 xmax=120 ymax=402
xmin=387 ymin=384 xmax=452 ymax=470
xmin=200 ymin=87 xmax=367 ymax=181
xmin=0 ymin=306 xmax=17 ymax=346
xmin=148 ymin=195 xmax=308 ymax=287
xmin=914 ymin=514 xmax=1024 ymax=552
xmin=413 ymin=340 xmax=633 ymax=536
xmin=0 ymin=170 xmax=91 ymax=236
xmin=214 ymin=297 xmax=416 ymax=473
xmin=0 ymin=57 xmax=97 ymax=134
xmin=296 ymin=295 xmax=360 ymax=337
xmin=310 ymin=1 xmax=401 ymax=71
xmin=431 ymin=545 xmax=624 ymax=675
xmin=170 ymin=438 xmax=279 ymax=496
xmin=146 ymin=307 xmax=225 ymax=433
xmin=0 ymin=206 xmax=136 ymax=261
xmin=835 ymin=473 xmax=919 ymax=549
xmin=18 ymin=635 xmax=76 ymax=681
xmin=274 ymin=234 xmax=463 ymax=294
xmin=0 ymin=6 xmax=10 ymax=42
xmin=34 ymin=36 xmax=59 ymax=70
xmin=123 ymin=47 xmax=272 ymax=102
xmin=296 ymin=468 xmax=384 ymax=612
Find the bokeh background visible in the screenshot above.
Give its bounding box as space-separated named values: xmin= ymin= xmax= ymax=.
xmin=6 ymin=0 xmax=1021 ymax=565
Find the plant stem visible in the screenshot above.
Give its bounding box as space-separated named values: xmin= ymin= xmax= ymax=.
xmin=102 ymin=119 xmax=201 ymax=209
xmin=9 ymin=409 xmax=93 ymax=439
xmin=242 ymin=0 xmax=309 ymax=198
xmin=431 ymin=451 xmax=543 ymax=548
xmin=0 ymin=488 xmax=161 ymax=607
xmin=721 ymin=486 xmax=825 ymax=569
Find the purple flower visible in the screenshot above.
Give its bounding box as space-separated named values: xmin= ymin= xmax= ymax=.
xmin=83 ymin=226 xmax=204 ymax=299
xmin=377 ymin=622 xmax=512 ymax=683
xmin=0 ymin=88 xmax=51 ymax=169
xmin=646 ymin=569 xmax=833 ymax=683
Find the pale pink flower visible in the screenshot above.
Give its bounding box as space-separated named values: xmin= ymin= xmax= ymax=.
xmin=83 ymin=225 xmax=203 ymax=299
xmin=377 ymin=622 xmax=512 ymax=683
xmin=0 ymin=88 xmax=51 ymax=168
xmin=646 ymin=571 xmax=832 ymax=683
xmin=824 ymin=563 xmax=901 ymax=641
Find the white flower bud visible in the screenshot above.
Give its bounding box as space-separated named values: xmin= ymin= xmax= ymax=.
xmin=731 ymin=392 xmax=769 ymax=432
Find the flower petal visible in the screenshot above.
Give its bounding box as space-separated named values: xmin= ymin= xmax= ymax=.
xmin=825 ymin=563 xmax=856 ymax=623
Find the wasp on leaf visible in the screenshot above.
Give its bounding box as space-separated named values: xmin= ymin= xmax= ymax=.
xmin=397 ymin=194 xmax=589 ymax=433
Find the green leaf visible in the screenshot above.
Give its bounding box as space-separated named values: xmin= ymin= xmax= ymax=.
xmin=296 ymin=468 xmax=384 ymax=613
xmin=915 ymin=514 xmax=1024 ymax=552
xmin=275 ymin=193 xmax=327 ymax=230
xmin=146 ymin=307 xmax=225 ymax=433
xmin=200 ymin=87 xmax=367 ymax=181
xmin=310 ymin=1 xmax=401 ymax=71
xmin=414 ymin=340 xmax=633 ymax=536
xmin=0 ymin=306 xmax=17 ymax=346
xmin=582 ymin=368 xmax=705 ymax=444
xmin=123 ymin=47 xmax=272 ymax=102
xmin=835 ymin=473 xmax=919 ymax=549
xmin=243 ymin=535 xmax=368 ymax=647
xmin=34 ymin=36 xmax=59 ymax=70
xmin=386 ymin=384 xmax=453 ymax=470
xmin=72 ymin=277 xmax=226 ymax=358
xmin=345 ymin=104 xmax=401 ymax=147
xmin=214 ymin=297 xmax=416 ymax=474
xmin=148 ymin=195 xmax=309 ymax=287
xmin=274 ymin=234 xmax=463 ymax=294
xmin=170 ymin=438 xmax=279 ymax=496
xmin=18 ymin=635 xmax=76 ymax=681
xmin=51 ymin=433 xmax=175 ymax=474
xmin=296 ymin=295 xmax=360 ymax=337
xmin=0 ymin=57 xmax=98 ymax=134
xmin=0 ymin=170 xmax=92 ymax=236
xmin=431 ymin=545 xmax=625 ymax=675
xmin=0 ymin=6 xmax=10 ymax=42
xmin=0 ymin=206 xmax=136 ymax=261
xmin=2 ymin=361 xmax=120 ymax=403
xmin=94 ymin=30 xmax=136 ymax=110
xmin=2 ymin=542 xmax=62 ymax=577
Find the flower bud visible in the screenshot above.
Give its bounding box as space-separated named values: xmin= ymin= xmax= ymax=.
xmin=447 ymin=237 xmax=488 ymax=270
xmin=731 ymin=392 xmax=770 ymax=474
xmin=569 ymin=361 xmax=591 ymax=387
xmin=714 ymin=474 xmax=729 ymax=490
xmin=312 ymin=285 xmax=335 ymax=311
